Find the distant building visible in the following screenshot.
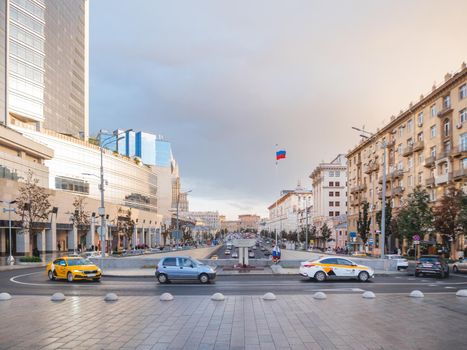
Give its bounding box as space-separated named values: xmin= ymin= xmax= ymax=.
xmin=181 ymin=211 xmax=220 ymax=231
xmin=221 ymin=220 xmax=240 ymax=233
xmin=238 ymin=214 xmax=260 ymax=231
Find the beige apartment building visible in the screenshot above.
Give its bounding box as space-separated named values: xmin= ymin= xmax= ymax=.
xmin=238 ymin=214 xmax=260 ymax=232
xmin=347 ymin=63 xmax=467 ymax=256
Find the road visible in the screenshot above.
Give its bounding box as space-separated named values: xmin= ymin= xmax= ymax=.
xmin=2 ymin=266 xmax=467 ymax=297
xmin=217 ymin=243 xmax=270 ymax=259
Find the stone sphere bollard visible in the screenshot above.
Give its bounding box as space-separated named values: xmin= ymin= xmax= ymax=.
xmin=160 ymin=293 xmax=174 ymax=301
xmin=409 ymin=290 xmax=424 ymax=298
xmin=262 ymin=292 xmax=276 ymax=300
xmin=211 ymin=293 xmax=225 ymax=301
xmin=456 ymin=289 xmax=467 ymax=297
xmin=51 ymin=292 xmax=66 ymax=301
xmin=362 ymin=291 xmax=376 ymax=299
xmin=313 ymin=292 xmax=327 ymax=300
xmin=104 ymin=293 xmax=118 ymax=302
xmin=0 ymin=292 xmax=12 ymax=301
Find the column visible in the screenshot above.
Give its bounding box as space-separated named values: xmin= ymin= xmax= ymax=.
xmin=37 ymin=229 xmax=46 ymax=253
xmin=86 ymin=218 xmax=95 ymax=248
xmin=140 ymin=226 xmax=145 ymax=246
xmin=16 ymin=229 xmax=30 ymax=254
xmin=45 ymin=213 xmax=57 ymax=253
xmin=0 ymin=228 xmax=6 ymax=254
xmin=238 ymin=246 xmax=243 ymax=265
xmin=244 ymin=247 xmax=249 ymax=266
xmin=67 ymin=224 xmax=78 ymax=252
xmin=132 ymin=225 xmax=137 ymax=248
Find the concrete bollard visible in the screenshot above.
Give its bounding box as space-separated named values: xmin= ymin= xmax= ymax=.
xmin=211 ymin=293 xmax=225 ymax=301
xmin=51 ymin=292 xmax=66 ymax=301
xmin=0 ymin=292 xmax=12 ymax=301
xmin=262 ymin=292 xmax=276 ymax=300
xmin=104 ymin=293 xmax=118 ymax=302
xmin=313 ymin=292 xmax=327 ymax=300
xmin=362 ymin=291 xmax=376 ymax=299
xmin=456 ymin=289 xmax=467 ymax=297
xmin=160 ymin=293 xmax=174 ymax=301
xmin=409 ymin=290 xmax=424 ymax=298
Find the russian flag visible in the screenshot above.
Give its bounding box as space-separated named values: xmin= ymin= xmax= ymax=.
xmin=276 ymin=150 xmax=286 ymax=160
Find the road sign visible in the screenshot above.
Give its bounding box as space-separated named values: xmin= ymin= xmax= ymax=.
xmin=350 ymin=232 xmax=357 ymax=238
xmin=413 ymin=234 xmax=420 ymax=242
xmin=414 ymin=240 xmax=420 ymax=245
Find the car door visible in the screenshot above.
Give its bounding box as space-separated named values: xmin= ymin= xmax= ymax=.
xmin=337 ymin=258 xmax=357 ymax=278
xmin=177 ymin=258 xmax=198 ymax=279
xmin=56 ymin=259 xmax=67 ymax=278
xmin=160 ymin=258 xmax=179 ymax=279
xmin=460 ymin=259 xmax=467 ymax=272
xmin=319 ymin=258 xmax=339 ymax=278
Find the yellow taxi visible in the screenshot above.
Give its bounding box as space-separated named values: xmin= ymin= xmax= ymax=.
xmin=211 ymin=255 xmax=219 ymax=260
xmin=46 ymin=256 xmax=102 ymax=282
xmin=299 ymin=257 xmax=374 ymax=282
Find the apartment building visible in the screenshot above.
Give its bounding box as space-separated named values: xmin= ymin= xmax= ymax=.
xmin=238 ymin=214 xmax=260 ymax=231
xmin=347 ymin=63 xmax=467 ymax=255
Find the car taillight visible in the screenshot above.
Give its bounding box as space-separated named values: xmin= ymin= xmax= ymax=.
xmin=434 ymin=262 xmax=441 ymax=265
xmin=304 ymin=264 xmax=315 ymax=268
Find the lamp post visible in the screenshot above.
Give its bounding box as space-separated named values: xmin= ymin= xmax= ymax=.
xmin=176 ymin=189 xmax=192 ymax=247
xmin=1 ymin=200 xmax=17 ymax=265
xmin=351 ymin=126 xmax=388 ymax=259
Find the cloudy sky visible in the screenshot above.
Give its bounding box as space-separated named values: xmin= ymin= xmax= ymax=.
xmin=89 ymin=0 xmax=467 ymax=220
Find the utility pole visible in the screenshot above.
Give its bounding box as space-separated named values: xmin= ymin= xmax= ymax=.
xmin=1 ymin=200 xmax=17 ymax=265
xmin=305 ymin=197 xmax=309 ymax=251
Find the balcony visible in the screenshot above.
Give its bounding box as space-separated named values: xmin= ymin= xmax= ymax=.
xmin=437 ymin=149 xmax=452 ymax=161
xmin=412 ymin=141 xmax=424 ymax=152
xmin=453 ymin=168 xmax=467 ymax=180
xmin=452 ymin=145 xmax=467 ymax=158
xmin=363 ymin=165 xmax=372 ymax=174
xmin=386 ymin=139 xmax=395 ymax=147
xmin=424 ymin=156 xmax=435 ymax=167
xmin=392 ymin=186 xmax=405 ymax=196
xmin=425 ymin=177 xmax=435 ymax=187
xmin=357 ymin=183 xmax=367 ymax=192
xmin=390 ymin=169 xmax=404 ymax=179
xmin=364 ymin=162 xmax=379 ymax=174
xmin=437 ymin=107 xmax=453 ymax=118
xmin=402 ymin=145 xmax=414 ymax=157
xmin=378 ymin=190 xmax=391 ymax=199
xmin=435 ymin=172 xmax=452 ymax=185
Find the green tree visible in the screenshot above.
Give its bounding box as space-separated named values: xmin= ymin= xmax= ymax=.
xmin=433 ymin=186 xmax=467 ymax=256
xmin=397 ymin=186 xmax=433 ymax=244
xmin=357 ymin=201 xmax=371 ymax=245
xmin=70 ymin=197 xmax=91 ymax=248
xmin=320 ymin=223 xmax=332 ymax=246
xmin=115 ymin=207 xmax=135 ymax=249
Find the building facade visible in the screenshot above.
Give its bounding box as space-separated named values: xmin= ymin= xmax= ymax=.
xmin=238 ymin=214 xmax=260 ymax=231
xmin=347 ymin=63 xmax=467 ymax=256
xmin=2 ymin=0 xmax=88 ymax=138
xmin=181 ymin=211 xmax=220 ymax=232
xmin=266 ymin=185 xmax=313 ymax=234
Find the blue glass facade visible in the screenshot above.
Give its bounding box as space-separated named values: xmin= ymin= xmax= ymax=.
xmin=155 ymin=140 xmax=173 ymax=167
xmin=136 ymin=132 xmax=156 ymax=165
xmin=125 ymin=130 xmax=136 ymax=157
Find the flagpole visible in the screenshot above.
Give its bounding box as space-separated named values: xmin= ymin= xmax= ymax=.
xmin=275 ymin=144 xmax=279 ymax=247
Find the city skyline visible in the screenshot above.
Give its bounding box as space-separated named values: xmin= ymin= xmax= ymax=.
xmin=89 ymin=0 xmax=467 ymax=219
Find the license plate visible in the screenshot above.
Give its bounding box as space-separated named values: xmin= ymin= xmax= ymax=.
xmin=422 ymin=264 xmax=432 ymax=268
xmin=88 ymin=273 xmax=96 ymax=277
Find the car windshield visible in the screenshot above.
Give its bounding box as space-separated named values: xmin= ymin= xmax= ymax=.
xmin=191 ymin=258 xmax=203 ymax=265
xmin=67 ymin=258 xmax=93 ymax=266
xmin=420 ymin=257 xmax=440 ymax=263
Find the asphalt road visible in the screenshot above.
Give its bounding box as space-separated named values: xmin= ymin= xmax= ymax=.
xmin=217 ymin=244 xmax=270 ymax=259
xmin=3 ymin=267 xmax=467 ymax=297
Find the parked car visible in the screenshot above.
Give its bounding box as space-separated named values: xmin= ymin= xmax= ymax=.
xmin=252 ymin=246 xmax=257 ymax=250
xmin=80 ymin=251 xmax=101 ymax=259
xmin=385 ymin=254 xmax=409 ymax=271
xmin=224 ymin=249 xmax=231 ymax=255
xmin=415 ymin=255 xmax=449 ymax=278
xmin=453 ymin=257 xmax=467 ymax=273
xmin=264 ymin=250 xmax=271 ymax=256
xmin=211 ymin=255 xmax=218 ymax=260
xmin=46 ymin=256 xmax=102 ymax=282
xmin=248 ymin=251 xmax=255 ymax=258
xmin=155 ymin=257 xmax=216 ymax=284
xmin=260 ymin=246 xmax=266 ymax=251
xmin=231 ymin=251 xmax=239 ymax=258
xmin=299 ymin=257 xmax=374 ymax=282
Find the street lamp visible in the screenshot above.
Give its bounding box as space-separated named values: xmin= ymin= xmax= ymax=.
xmin=351 ymin=126 xmax=388 ymax=259
xmin=84 ymin=128 xmax=132 ymax=262
xmin=176 ymin=189 xmax=192 ymax=246
xmin=1 ymin=199 xmax=17 ymax=265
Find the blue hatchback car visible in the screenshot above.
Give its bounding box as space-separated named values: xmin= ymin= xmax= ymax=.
xmin=156 ymin=256 xmax=216 ymax=284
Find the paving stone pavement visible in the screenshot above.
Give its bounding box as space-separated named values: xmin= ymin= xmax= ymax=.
xmin=0 ymin=294 xmax=466 ymax=350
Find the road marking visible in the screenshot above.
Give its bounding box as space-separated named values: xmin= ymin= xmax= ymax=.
xmin=10 ymin=272 xmax=102 ymax=287
xmin=444 ymin=286 xmax=455 ymax=289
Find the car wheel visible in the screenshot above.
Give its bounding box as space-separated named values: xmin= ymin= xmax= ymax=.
xmin=199 ymin=273 xmax=210 ymax=284
xmin=48 ymin=270 xmax=55 ymax=281
xmin=358 ymin=271 xmax=370 ymax=282
xmin=157 ymin=273 xmax=168 ymax=284
xmin=415 ymin=272 xmax=420 ymax=277
xmin=314 ymin=271 xmax=326 ymax=282
xmin=453 ymin=266 xmax=459 ymax=273
xmin=93 ymin=278 xmax=101 ymax=282
xmin=67 ymin=272 xmax=73 ymax=283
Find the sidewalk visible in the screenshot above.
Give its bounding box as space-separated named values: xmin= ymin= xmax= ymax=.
xmin=1 ymin=294 xmax=465 ymax=349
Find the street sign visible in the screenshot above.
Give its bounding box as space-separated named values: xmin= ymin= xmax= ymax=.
xmin=413 ymin=234 xmax=420 ymax=242
xmin=350 ymin=232 xmax=357 ymax=238
xmin=413 ymin=241 xmax=420 ymax=245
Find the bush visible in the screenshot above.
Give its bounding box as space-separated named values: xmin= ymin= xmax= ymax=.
xmin=19 ymin=256 xmax=42 ymax=263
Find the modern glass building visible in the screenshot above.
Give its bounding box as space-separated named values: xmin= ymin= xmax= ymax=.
xmin=1 ymin=0 xmax=88 ymax=139
xmin=135 ymin=131 xmax=156 ymax=165
xmin=155 ymin=139 xmax=173 ymax=167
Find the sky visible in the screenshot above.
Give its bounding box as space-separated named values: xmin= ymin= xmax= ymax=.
xmin=89 ymin=0 xmax=467 ymax=220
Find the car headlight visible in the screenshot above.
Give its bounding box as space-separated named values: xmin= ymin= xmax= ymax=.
xmin=73 ymin=270 xmax=84 ymax=273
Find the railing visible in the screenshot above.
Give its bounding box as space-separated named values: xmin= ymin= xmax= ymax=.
xmin=392 ymin=186 xmax=404 ymax=196
xmin=424 ymin=156 xmax=435 ymax=167
xmin=453 ymin=168 xmax=467 ymax=179
xmin=437 ymin=107 xmax=453 ymax=117
xmin=412 ymin=141 xmax=424 ymax=152
xmin=425 ymin=177 xmax=435 ymax=186
xmin=402 ymin=145 xmax=413 ymax=157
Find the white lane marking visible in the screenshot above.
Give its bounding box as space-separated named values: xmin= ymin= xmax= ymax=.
xmin=10 ymin=272 xmax=99 ymax=287
xmin=444 ymin=286 xmax=455 ymax=289
xmin=429 ymin=284 xmax=437 ymax=287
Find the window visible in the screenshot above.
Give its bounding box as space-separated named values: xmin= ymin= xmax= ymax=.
xmin=430 ymin=146 xmax=436 ymax=158
xmin=443 ymin=95 xmax=451 ymax=109
xmin=408 ymin=157 xmax=413 ymax=169
xmin=329 ymin=211 xmax=334 ymax=217
xmin=408 ymin=175 xmax=413 ymax=187
xmin=329 ymin=171 xmax=334 ymax=177
xmin=335 ymin=191 xmax=340 ymax=196
xmin=417 ymin=132 xmax=423 ymax=141
xmin=418 ymin=153 xmax=424 ymax=165
xmin=417 ymin=112 xmax=424 ymax=126
xmin=460 ymin=108 xmax=467 ymax=124
xmin=335 ymin=201 xmax=340 ymax=206
xmin=443 ymin=119 xmax=450 ymax=137
xmin=329 ymin=192 xmax=334 ymax=197
xmin=418 ymin=172 xmax=423 ymax=184
xmin=397 ymin=161 xmax=403 ymax=170
xmin=55 ymin=177 xmax=89 ymax=194
xmin=430 ymin=189 xmax=436 ymax=202
xmin=335 ymin=171 xmax=340 ymax=177
xmin=430 ymin=125 xmax=437 ymax=138
xmin=407 ymin=138 xmax=413 ymax=146
xmin=399 ymin=126 xmax=404 ymax=137
xmin=329 ymin=182 xmax=334 ymax=187
xmin=407 ymin=119 xmax=413 ymax=132
xmin=178 ymin=258 xmax=193 ymax=267
xmin=397 ymin=144 xmax=402 ymax=154
xmin=321 ymin=258 xmax=338 ymax=264
xmin=431 ymin=104 xmax=437 ymax=117
xmin=460 ymin=133 xmax=467 ymax=152
xmin=335 ymin=181 xmax=340 ymax=187
xmin=163 ymin=258 xmax=177 ymax=266
xmin=335 ymin=211 xmax=340 ymax=216
xmin=329 ymin=202 xmax=334 ymax=207
xmin=460 ymin=84 xmax=467 ymax=100
xmin=462 ymin=158 xmax=467 ymax=169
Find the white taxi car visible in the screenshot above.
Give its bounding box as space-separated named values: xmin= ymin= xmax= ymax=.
xmin=299 ymin=257 xmax=374 ymax=282
xmin=385 ymin=254 xmax=409 ymax=271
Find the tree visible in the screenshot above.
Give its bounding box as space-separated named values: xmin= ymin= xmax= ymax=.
xmin=16 ymin=170 xmax=52 ymax=239
xmin=357 ymin=201 xmax=371 ymax=246
xmin=320 ymin=223 xmax=332 ymax=246
xmin=433 ymin=186 xmax=467 ymax=256
xmin=376 ymin=200 xmax=392 ymax=252
xmin=162 ymin=227 xmax=171 ymax=246
xmin=69 ymin=197 xmax=90 ymax=249
xmin=397 ymin=186 xmax=433 ymax=244
xmin=115 ymin=207 xmax=135 ymax=249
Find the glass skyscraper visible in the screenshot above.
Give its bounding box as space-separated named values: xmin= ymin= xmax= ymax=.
xmin=1 ymin=0 xmax=88 ymax=138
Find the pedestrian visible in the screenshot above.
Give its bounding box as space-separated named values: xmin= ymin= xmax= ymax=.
xmin=57 ymin=242 xmax=61 ymax=252
xmin=272 ymin=245 xmax=277 ymax=262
